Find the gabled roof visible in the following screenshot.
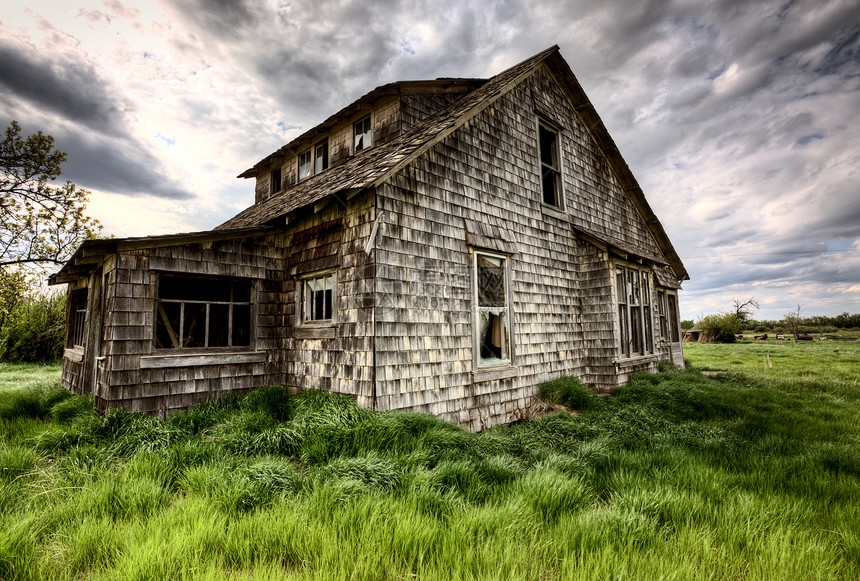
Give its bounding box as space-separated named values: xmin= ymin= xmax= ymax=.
xmin=217 ymin=45 xmax=687 ymax=281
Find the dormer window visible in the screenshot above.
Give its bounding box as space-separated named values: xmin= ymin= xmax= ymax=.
xmin=270 ymin=167 xmax=282 ymax=194
xmin=298 ymin=150 xmax=312 ymax=181
xmin=314 ymin=141 xmax=329 ymax=173
xmin=298 ymin=141 xmax=328 ymax=182
xmin=354 ymin=116 xmax=372 ymax=153
xmin=538 ymin=120 xmax=562 ymax=208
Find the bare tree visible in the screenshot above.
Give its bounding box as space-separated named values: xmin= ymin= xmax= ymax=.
xmin=730 ymin=297 xmax=760 ymax=326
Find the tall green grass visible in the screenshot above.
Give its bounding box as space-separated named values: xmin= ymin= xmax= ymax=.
xmin=0 ymin=342 xmax=859 ymax=579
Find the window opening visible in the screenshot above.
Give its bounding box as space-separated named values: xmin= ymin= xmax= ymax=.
xmin=298 ymin=150 xmax=312 ymax=181
xmin=271 ymin=167 xmax=282 ymax=193
xmin=354 ymin=116 xmax=372 ymax=152
xmin=538 ymin=121 xmax=561 ymax=207
xmin=476 ymin=253 xmax=511 ymax=365
xmin=616 ymin=264 xmax=654 ymax=358
xmin=68 ymin=289 xmax=88 ymax=347
xmin=314 ymin=141 xmax=329 ymax=174
xmin=155 ymin=275 xmax=252 ymax=349
xmin=303 ymin=273 xmax=334 ymax=322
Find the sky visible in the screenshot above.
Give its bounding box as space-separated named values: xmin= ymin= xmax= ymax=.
xmin=1 ymin=0 xmax=858 ymax=321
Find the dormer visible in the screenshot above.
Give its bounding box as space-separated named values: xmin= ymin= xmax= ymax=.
xmin=241 ymin=79 xmax=486 ymax=205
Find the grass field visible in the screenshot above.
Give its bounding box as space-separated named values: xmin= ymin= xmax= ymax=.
xmin=1 ymin=341 xmax=859 ymax=580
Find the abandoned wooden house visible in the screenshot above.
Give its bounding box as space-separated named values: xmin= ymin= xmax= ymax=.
xmin=50 ymin=46 xmax=688 ymax=430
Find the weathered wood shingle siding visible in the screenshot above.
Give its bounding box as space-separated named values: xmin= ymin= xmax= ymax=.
xmin=84 ymin=233 xmax=288 ymax=413
xmin=574 ymin=239 xmax=617 ymax=389
xmin=281 ymin=191 xmax=376 ymax=407
xmin=371 ymin=64 xmax=671 ymax=429
xmin=374 ymin=81 xmax=584 ymax=429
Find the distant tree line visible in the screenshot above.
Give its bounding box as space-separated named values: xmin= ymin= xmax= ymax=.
xmin=682 ymin=312 xmax=860 ymax=337
xmin=747 ymin=312 xmax=860 ymax=333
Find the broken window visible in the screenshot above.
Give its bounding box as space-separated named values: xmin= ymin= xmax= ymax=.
xmin=68 ymin=289 xmax=88 ymax=348
xmin=615 ymin=264 xmax=654 ymax=358
xmin=298 ymin=149 xmax=313 ymax=181
xmin=475 ymin=252 xmax=512 ymax=366
xmin=155 ymin=275 xmax=252 ymax=350
xmin=302 ymin=273 xmax=334 ymax=323
xmin=271 ymin=167 xmax=282 ymax=194
xmin=538 ymin=120 xmax=562 ymax=207
xmin=354 ymin=116 xmax=372 ymax=153
xmin=314 ymin=141 xmax=329 ymax=174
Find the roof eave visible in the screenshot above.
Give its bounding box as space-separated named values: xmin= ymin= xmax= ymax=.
xmin=49 ymin=226 xmax=277 ymax=285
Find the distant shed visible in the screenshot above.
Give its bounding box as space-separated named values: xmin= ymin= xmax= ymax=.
xmin=684 ymin=325 xmax=702 ymax=343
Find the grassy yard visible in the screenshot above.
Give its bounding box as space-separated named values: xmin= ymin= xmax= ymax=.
xmin=0 ymin=343 xmax=859 ymax=580
xmin=0 ymin=362 xmax=61 ymax=393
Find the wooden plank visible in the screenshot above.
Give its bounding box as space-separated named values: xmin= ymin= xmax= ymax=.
xmin=139 ymin=351 xmax=266 ymax=369
xmin=471 ymin=366 xmax=518 ymax=383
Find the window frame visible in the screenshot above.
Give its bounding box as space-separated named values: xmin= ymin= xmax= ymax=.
xmin=472 ymin=250 xmax=514 ymax=368
xmin=614 ymin=263 xmax=656 ymax=359
xmin=314 ymin=140 xmax=329 ymax=174
xmin=537 ymin=118 xmax=564 ymax=209
xmin=67 ymin=288 xmax=88 ymax=348
xmin=153 ymin=274 xmax=255 ymax=352
xmin=666 ymin=292 xmax=681 ymax=343
xmin=270 ymin=167 xmax=282 ymax=195
xmin=657 ymin=290 xmax=669 ymax=343
xmin=353 ymin=115 xmax=372 ymax=153
xmin=297 ymin=149 xmax=313 ymax=181
xmin=297 ymin=270 xmax=337 ymax=327
xmin=297 ymin=140 xmax=329 ymax=182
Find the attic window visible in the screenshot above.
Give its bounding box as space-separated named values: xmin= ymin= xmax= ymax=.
xmin=298 ymin=150 xmax=312 ymax=181
xmin=298 ymin=141 xmax=329 ymax=182
xmin=155 ymin=275 xmax=252 ymax=350
xmin=538 ymin=121 xmax=562 ymax=207
xmin=271 ymin=168 xmax=282 ymax=194
xmin=314 ymin=141 xmax=329 ymax=173
xmin=354 ymin=116 xmax=372 ymax=152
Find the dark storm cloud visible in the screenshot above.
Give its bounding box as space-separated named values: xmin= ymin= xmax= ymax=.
xmin=0 ymin=40 xmax=129 ymax=135
xmin=168 ymin=0 xmax=261 ymax=34
xmin=52 ymin=129 xmax=193 ymax=200
xmin=0 ymin=34 xmax=194 ymax=200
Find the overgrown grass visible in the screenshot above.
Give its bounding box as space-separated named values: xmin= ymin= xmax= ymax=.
xmin=0 ymin=361 xmax=62 ymax=392
xmin=0 ymin=342 xmax=859 ymax=579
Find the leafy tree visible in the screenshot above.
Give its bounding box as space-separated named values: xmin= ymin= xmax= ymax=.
xmin=784 ymin=305 xmax=802 ymax=335
xmin=0 ymin=268 xmax=28 ymax=329
xmin=0 ymin=291 xmax=66 ymax=362
xmin=697 ymin=313 xmax=742 ymax=343
xmin=0 ymin=121 xmax=101 ymax=272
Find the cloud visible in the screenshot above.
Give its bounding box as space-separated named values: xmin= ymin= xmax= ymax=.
xmin=0 ymin=0 xmax=857 ymax=319
xmin=0 ymin=39 xmax=130 ymax=135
